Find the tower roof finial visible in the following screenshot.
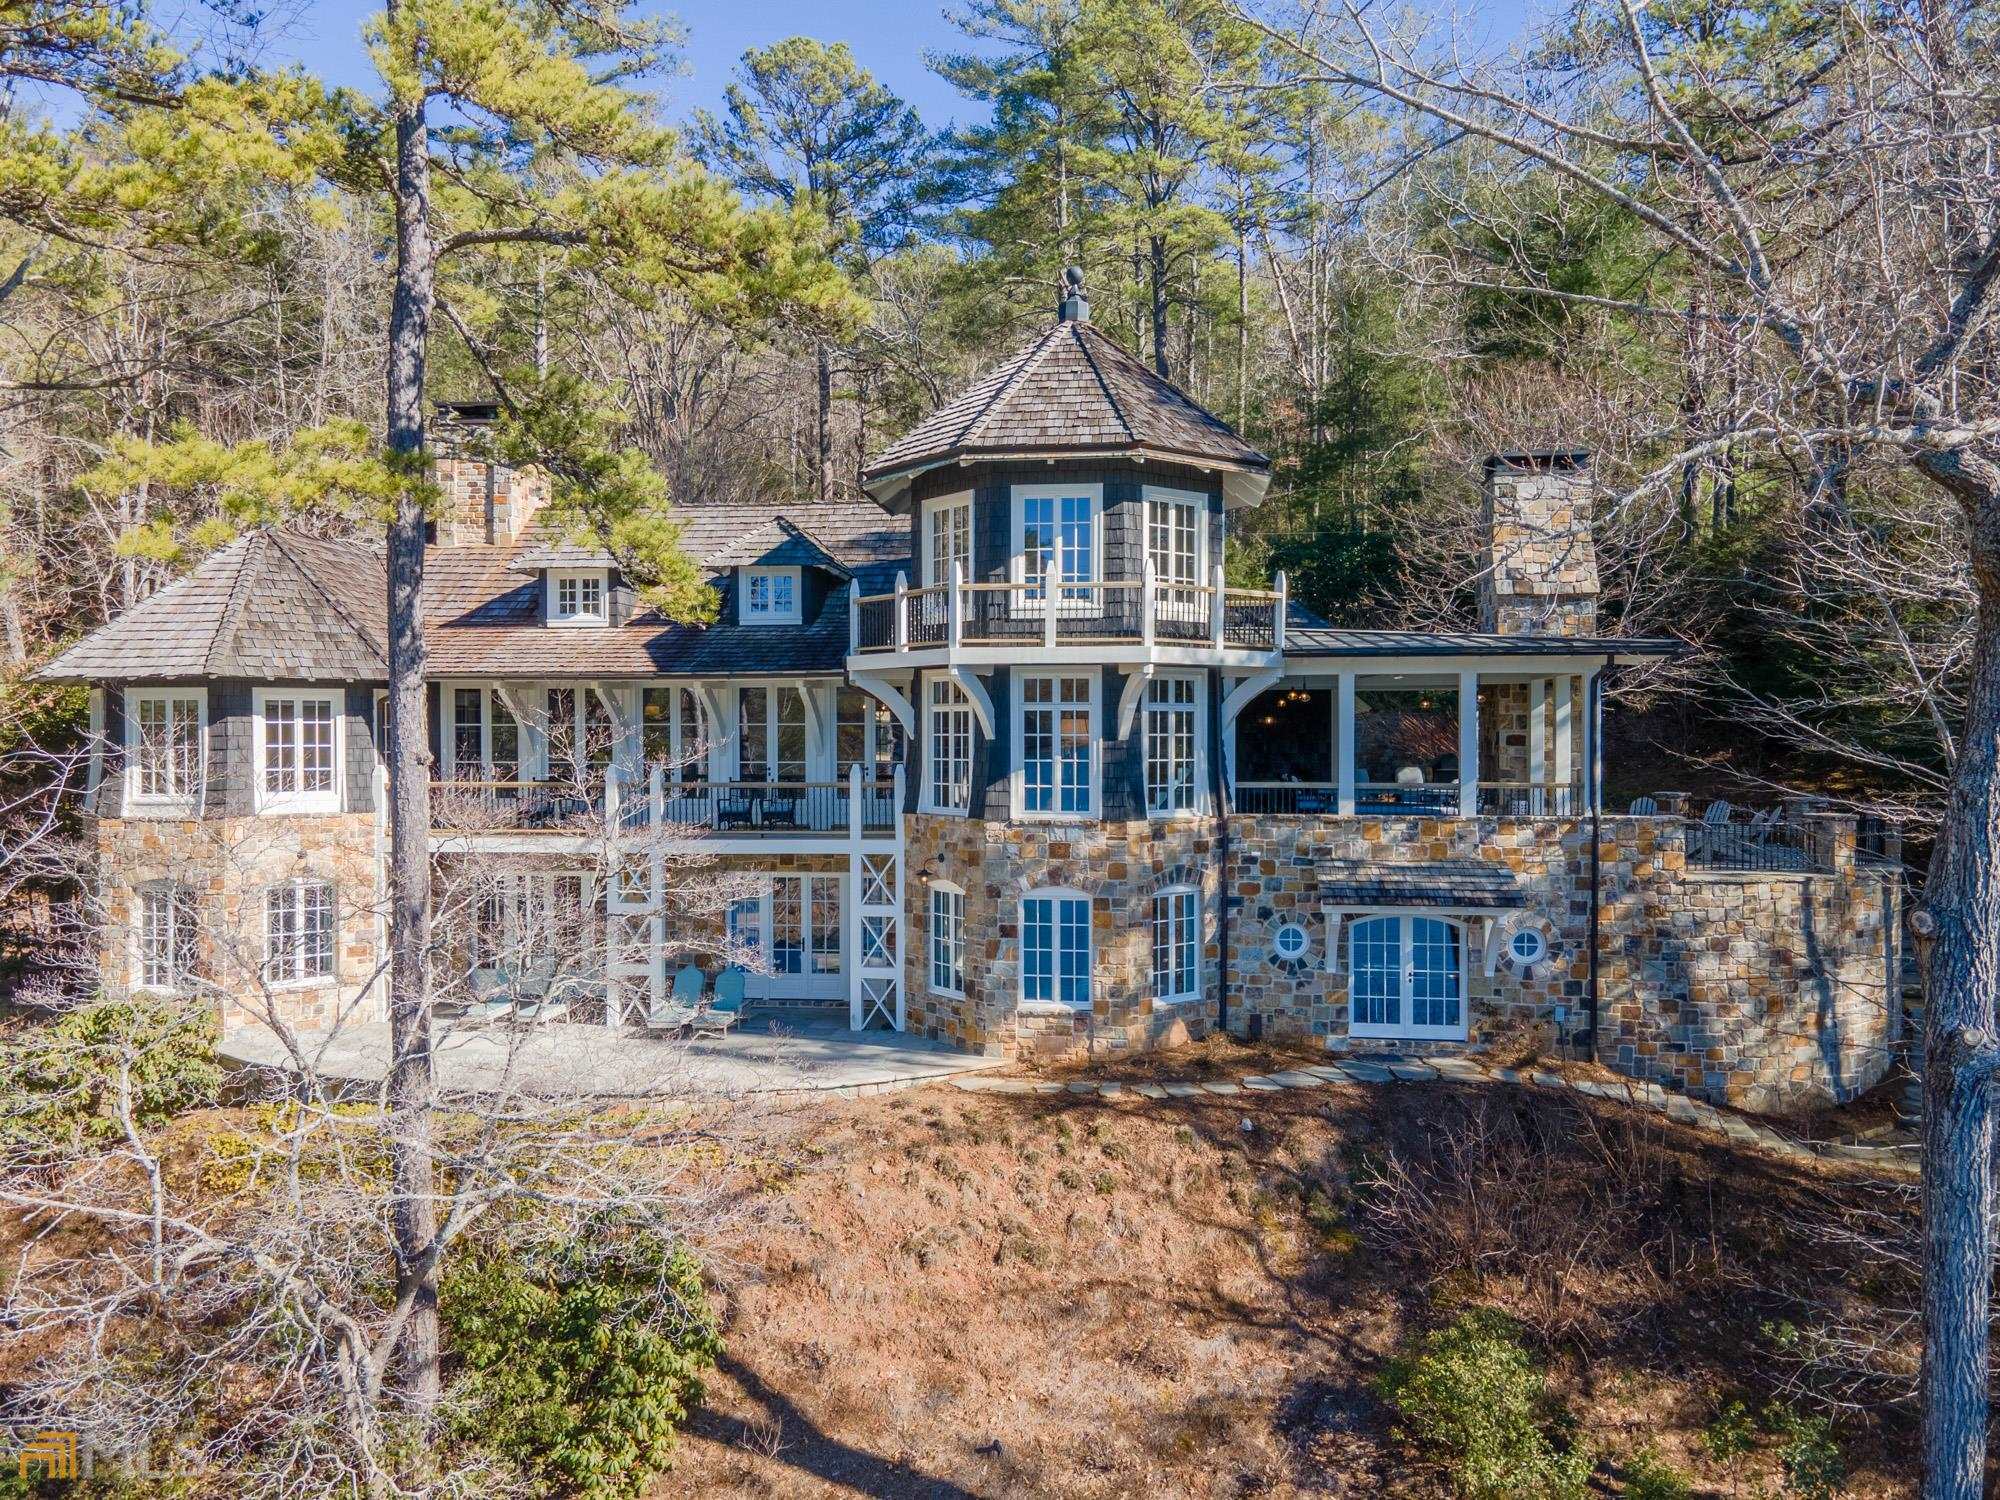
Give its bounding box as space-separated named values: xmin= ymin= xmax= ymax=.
xmin=1058 ymin=265 xmax=1089 ymax=323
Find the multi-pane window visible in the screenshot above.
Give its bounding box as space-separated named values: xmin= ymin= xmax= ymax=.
xmin=129 ymin=691 xmax=203 ymax=805
xmin=837 ymin=686 xmax=903 ymax=784
xmin=450 ymin=688 xmax=519 ymax=780
xmin=926 ymin=495 xmax=972 ymax=587
xmin=259 ymin=692 xmax=338 ymax=809
xmin=264 ymin=880 xmax=335 ymax=985
xmin=545 ymin=687 xmax=616 ymax=784
xmin=1152 ymin=887 xmax=1200 ymax=1004
xmin=552 ymin=571 xmax=606 ymax=623
xmin=1348 ymin=914 xmax=1465 ymax=1038
xmin=642 ymin=685 xmax=705 ymax=785
xmin=738 ymin=686 xmax=806 ymax=783
xmin=1022 ymin=891 xmax=1091 ymax=1008
xmin=929 ymin=884 xmax=965 ymax=996
xmin=1019 ymin=490 xmax=1094 ymax=600
xmin=743 ymin=567 xmax=799 ymax=622
xmin=1147 ymin=489 xmax=1203 ymax=616
xmin=733 ymin=875 xmax=841 ymax=976
xmin=926 ymin=676 xmax=973 ymax=812
xmin=1145 ymin=675 xmax=1199 ymax=814
xmin=138 ymin=884 xmax=198 ymax=993
xmin=1019 ymin=673 xmax=1093 ymax=816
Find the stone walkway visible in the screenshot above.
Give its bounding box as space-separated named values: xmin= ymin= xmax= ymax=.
xmin=949 ymin=1055 xmax=1919 ymax=1177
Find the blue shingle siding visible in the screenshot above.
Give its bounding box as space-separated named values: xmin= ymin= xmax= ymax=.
xmin=97 ymin=687 xmax=125 ymax=817
xmin=971 ymin=667 xmax=1008 ymax=818
xmin=345 ymin=686 xmax=377 ymax=814
xmin=1101 ymin=667 xmax=1142 ymax=821
xmin=208 ymin=683 xmax=253 ymax=817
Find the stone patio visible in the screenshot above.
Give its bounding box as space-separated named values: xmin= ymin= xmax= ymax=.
xmin=218 ymin=1016 xmax=1010 ymax=1098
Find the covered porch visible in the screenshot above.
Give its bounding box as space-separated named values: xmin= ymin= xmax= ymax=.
xmin=219 ymin=1016 xmax=1003 ymax=1098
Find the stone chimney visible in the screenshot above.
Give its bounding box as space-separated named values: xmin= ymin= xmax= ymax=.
xmin=432 ymin=402 xmax=547 ymax=546
xmin=1479 ymin=450 xmax=1599 ymax=637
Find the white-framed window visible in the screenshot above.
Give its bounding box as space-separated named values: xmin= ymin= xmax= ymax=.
xmin=1145 ymin=674 xmax=1202 ymax=816
xmin=264 ymin=879 xmax=336 ymax=987
xmin=642 ymin=685 xmax=706 ymax=786
xmin=1274 ymin=922 xmax=1312 ymax=962
xmin=446 ymin=684 xmax=521 ymax=781
xmin=837 ymin=685 xmax=903 ymax=785
xmin=1015 ymin=671 xmax=1096 ymax=819
xmin=736 ymin=684 xmax=807 ymax=783
xmin=547 ymin=569 xmax=608 ymax=625
xmin=1021 ymin=888 xmax=1091 ymax=1009
xmin=924 ymin=674 xmax=973 ymax=814
xmin=741 ymin=566 xmax=802 ymax=624
xmin=1151 ymin=886 xmax=1200 ymax=1005
xmin=124 ymin=687 xmax=205 ymax=812
xmin=136 ymin=883 xmax=199 ymax=994
xmin=543 ymin=686 xmax=618 ymax=784
xmin=1145 ymin=485 xmax=1207 ymax=616
xmin=253 ymin=687 xmax=342 ymax=814
xmin=1011 ymin=483 xmax=1099 ymax=603
xmin=923 ymin=492 xmax=973 ymax=587
xmin=1348 ymin=913 xmax=1467 ymax=1040
xmin=929 ymin=882 xmax=966 ymax=997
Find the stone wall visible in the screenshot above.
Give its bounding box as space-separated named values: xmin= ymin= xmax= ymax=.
xmin=1226 ymin=812 xmax=1900 ymax=1115
xmin=1479 ymin=453 xmax=1599 ymax=637
xmin=93 ymin=812 xmax=382 ymax=1031
xmin=902 ymin=813 xmax=1222 ymax=1058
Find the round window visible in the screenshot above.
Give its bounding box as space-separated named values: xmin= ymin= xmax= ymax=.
xmin=1274 ymin=922 xmax=1311 ymax=961
xmin=1508 ymin=928 xmax=1548 ymax=965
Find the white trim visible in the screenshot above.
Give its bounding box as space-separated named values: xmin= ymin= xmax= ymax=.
xmin=261 ymin=876 xmax=338 ymax=990
xmin=1143 ymin=484 xmax=1209 ymax=619
xmin=123 ymin=685 xmax=207 ymax=817
xmin=1144 ymin=670 xmax=1206 ymax=818
xmin=1011 ymin=666 xmax=1100 ymax=821
xmin=1343 ymin=912 xmax=1471 ymax=1041
xmin=546 ymin=568 xmax=609 ymax=626
xmin=1019 ymin=885 xmax=1093 ymax=1011
xmin=740 ymin=565 xmax=803 ymax=625
xmin=1150 ymin=883 xmax=1202 ymax=1005
xmin=1009 ymin=482 xmax=1103 ymax=605
xmin=252 ymin=685 xmax=345 ymax=815
xmin=920 ymin=672 xmax=974 ymax=815
xmin=132 ymin=878 xmax=197 ymax=996
xmin=920 ymin=491 xmax=973 ymax=588
xmin=927 ymin=879 xmax=967 ymax=998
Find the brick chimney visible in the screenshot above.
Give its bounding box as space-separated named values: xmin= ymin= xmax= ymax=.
xmin=1479 ymin=450 xmax=1599 ymax=637
xmin=432 ymin=401 xmax=547 ymax=546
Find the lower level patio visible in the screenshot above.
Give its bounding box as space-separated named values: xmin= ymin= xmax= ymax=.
xmin=218 ymin=1016 xmax=1006 ymax=1098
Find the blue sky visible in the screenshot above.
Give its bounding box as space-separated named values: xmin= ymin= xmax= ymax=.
xmin=223 ymin=0 xmax=1534 ymax=132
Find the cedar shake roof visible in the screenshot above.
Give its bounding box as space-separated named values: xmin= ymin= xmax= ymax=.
xmin=35 ymin=530 xmax=389 ymax=683
xmin=38 ymin=501 xmax=912 ymax=686
xmin=1318 ymin=861 xmax=1525 ymax=909
xmin=861 ymin=319 xmax=1270 ymax=502
xmin=1282 ymin=626 xmax=1680 ymax=659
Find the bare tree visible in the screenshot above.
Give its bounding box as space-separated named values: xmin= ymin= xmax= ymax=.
xmin=1239 ymin=0 xmax=2000 ymax=1488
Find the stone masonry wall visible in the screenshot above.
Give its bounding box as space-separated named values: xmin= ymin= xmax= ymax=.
xmin=94 ymin=813 xmax=382 ymax=1031
xmin=903 ymin=814 xmax=1222 ymax=1059
xmin=1228 ymin=813 xmax=1899 ymax=1115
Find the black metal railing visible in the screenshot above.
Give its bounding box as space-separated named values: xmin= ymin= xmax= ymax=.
xmin=1231 ymin=781 xmax=1463 ymax=816
xmin=855 ymin=594 xmax=897 ymax=650
xmin=1234 ymin=782 xmax=1342 ymax=815
xmin=1474 ymin=782 xmax=1581 ymax=817
xmin=435 ymin=779 xmax=897 ymax=836
xmin=1686 ymin=814 xmax=1832 ymax=873
xmin=431 ymin=780 xmax=604 ymax=832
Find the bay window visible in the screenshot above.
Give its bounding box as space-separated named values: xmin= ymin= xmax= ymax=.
xmin=1021 ymin=889 xmax=1091 ymax=1009
xmin=1016 ymin=672 xmax=1095 ymax=818
xmin=1347 ymin=914 xmax=1467 ymax=1040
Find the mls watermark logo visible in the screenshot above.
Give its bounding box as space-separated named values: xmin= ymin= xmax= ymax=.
xmin=7 ymin=1427 xmax=173 ymax=1483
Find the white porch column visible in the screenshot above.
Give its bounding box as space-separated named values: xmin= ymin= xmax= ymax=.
xmin=1554 ymin=675 xmax=1575 ymax=807
xmin=1457 ymin=668 xmax=1479 ymax=817
xmin=1528 ymin=678 xmax=1547 ymax=809
xmin=1336 ymin=671 xmax=1356 ymax=816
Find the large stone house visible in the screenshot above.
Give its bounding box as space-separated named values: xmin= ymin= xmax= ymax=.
xmin=38 ymin=289 xmax=1904 ymax=1115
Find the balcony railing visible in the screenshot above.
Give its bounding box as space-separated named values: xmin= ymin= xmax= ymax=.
xmin=431 ymin=769 xmax=900 ymax=837
xmin=852 ymin=560 xmax=1285 ymax=655
xmin=1474 ymin=781 xmax=1582 ymax=817
xmin=1686 ymin=812 xmax=1834 ymax=874
xmin=1235 ymin=780 xmax=1589 ymax=817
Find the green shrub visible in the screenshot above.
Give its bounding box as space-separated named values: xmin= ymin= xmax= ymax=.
xmin=1762 ymin=1404 xmax=1846 ymax=1499
xmin=1702 ymin=1398 xmax=1756 ymax=1469
xmin=443 ymin=1219 xmax=720 ymax=1499
xmin=0 ymin=997 xmax=221 ymax=1153
xmin=1378 ymin=1309 xmax=1593 ymax=1499
xmin=1623 ymin=1445 xmax=1693 ymax=1500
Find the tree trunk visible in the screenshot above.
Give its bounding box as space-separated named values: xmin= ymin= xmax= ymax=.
xmin=1236 ymin=224 xmax=1248 ymax=432
xmin=815 ymin=338 xmax=834 ymax=503
xmin=1149 ymin=233 xmax=1170 ymax=380
xmin=1920 ymin=462 xmax=2000 ymax=1500
xmin=383 ymin=56 xmax=441 ymax=1418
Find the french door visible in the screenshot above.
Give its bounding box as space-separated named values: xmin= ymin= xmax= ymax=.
xmin=726 ymin=873 xmax=845 ymax=1000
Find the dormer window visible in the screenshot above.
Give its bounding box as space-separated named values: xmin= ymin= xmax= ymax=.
xmin=742 ymin=566 xmax=801 ymax=625
xmin=548 ymin=569 xmax=607 ymax=626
